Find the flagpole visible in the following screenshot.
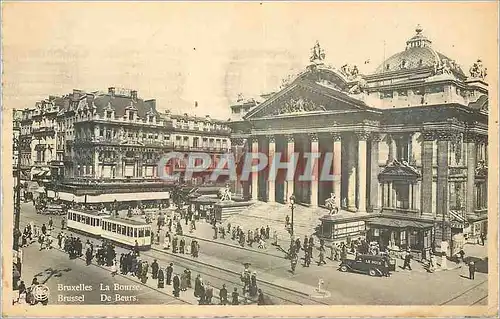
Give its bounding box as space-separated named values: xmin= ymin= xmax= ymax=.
xmin=383 ymin=40 xmax=386 ymax=74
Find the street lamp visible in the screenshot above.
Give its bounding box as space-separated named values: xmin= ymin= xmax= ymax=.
xmin=289 ymin=195 xmax=296 ymax=255
xmin=13 ymin=136 xmax=22 ymax=251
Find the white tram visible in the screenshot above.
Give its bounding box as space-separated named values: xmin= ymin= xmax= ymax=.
xmin=101 ymin=217 xmax=152 ymax=250
xmin=67 ymin=209 xmax=110 ymax=237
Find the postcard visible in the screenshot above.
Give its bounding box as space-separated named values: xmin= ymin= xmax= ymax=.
xmin=2 ymin=2 xmax=498 ymax=317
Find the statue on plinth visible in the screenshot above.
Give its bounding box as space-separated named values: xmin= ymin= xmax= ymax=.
xmin=325 ymin=193 xmax=339 ymax=215
xmin=310 ymin=41 xmax=326 ymax=63
xmin=218 ymin=183 xmax=233 ymax=202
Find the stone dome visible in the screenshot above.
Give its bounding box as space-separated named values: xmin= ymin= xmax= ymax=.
xmin=375 ymin=25 xmax=465 ymax=77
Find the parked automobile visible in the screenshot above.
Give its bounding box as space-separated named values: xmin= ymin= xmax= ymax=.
xmin=339 ymin=254 xmax=394 ymax=277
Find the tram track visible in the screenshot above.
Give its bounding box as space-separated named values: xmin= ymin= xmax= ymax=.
xmin=20 ymin=212 xmax=329 ymax=305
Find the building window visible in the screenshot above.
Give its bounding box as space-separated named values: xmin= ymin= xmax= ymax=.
xmin=394 ymin=183 xmax=410 ymax=209
xmin=106 ymin=111 xmax=112 ymax=119
xmin=129 ymin=112 xmax=134 ymax=121
xmin=193 ymin=137 xmax=199 ymax=148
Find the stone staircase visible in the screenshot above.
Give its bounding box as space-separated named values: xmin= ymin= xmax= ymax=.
xmin=222 ymin=202 xmax=329 ymax=241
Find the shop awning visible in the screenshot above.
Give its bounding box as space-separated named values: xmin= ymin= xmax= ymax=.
xmin=367 ymin=217 xmax=432 ymax=229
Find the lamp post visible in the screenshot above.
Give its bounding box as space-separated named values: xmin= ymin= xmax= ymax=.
xmin=289 ymin=195 xmax=296 ymax=254
xmin=13 ymin=136 xmax=22 ymax=251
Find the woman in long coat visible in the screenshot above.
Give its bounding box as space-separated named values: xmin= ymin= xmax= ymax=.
xmin=157 ymin=268 xmax=165 ymax=288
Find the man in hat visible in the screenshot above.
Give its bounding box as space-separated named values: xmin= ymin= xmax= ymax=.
xmin=151 ymin=259 xmax=159 ymax=279
xmin=402 ymin=249 xmax=412 ymax=270
xmin=166 ymin=263 xmax=173 ymax=285
xmin=469 ymin=261 xmax=476 ymax=280
xmin=172 ymin=273 xmax=180 ymax=297
xmin=219 ymin=284 xmax=228 ymax=305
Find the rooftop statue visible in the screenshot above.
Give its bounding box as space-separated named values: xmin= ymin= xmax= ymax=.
xmin=340 ymin=64 xmax=360 ymax=81
xmin=469 ymin=59 xmax=487 ymax=79
xmin=310 ymin=41 xmax=326 ymax=63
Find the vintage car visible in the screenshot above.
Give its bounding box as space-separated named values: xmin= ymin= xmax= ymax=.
xmin=339 ymin=254 xmax=395 ymax=277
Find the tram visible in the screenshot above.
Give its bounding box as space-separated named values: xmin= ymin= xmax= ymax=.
xmin=67 ymin=209 xmax=110 ymax=237
xmin=66 ymin=209 xmax=152 ymax=250
xmin=101 ymin=217 xmax=152 ymax=250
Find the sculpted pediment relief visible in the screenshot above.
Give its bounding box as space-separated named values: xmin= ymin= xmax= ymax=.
xmin=272 ymin=96 xmax=326 ymax=115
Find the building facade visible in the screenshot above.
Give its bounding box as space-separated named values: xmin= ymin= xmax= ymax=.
xmin=17 ymin=87 xmax=232 ymax=203
xmin=229 ymin=27 xmax=488 ymax=257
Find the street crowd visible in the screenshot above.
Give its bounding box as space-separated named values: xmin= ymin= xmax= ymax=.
xmin=16 ymin=213 xmax=267 ymax=306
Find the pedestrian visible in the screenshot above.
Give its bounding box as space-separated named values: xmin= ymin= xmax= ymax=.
xmin=219 ymin=284 xmax=228 ymax=305
xmin=157 ymin=268 xmax=165 ymax=288
xmin=257 ymin=289 xmax=265 ymax=305
xmin=180 ymin=270 xmax=188 ymax=291
xmin=194 ymin=274 xmax=202 ymax=298
xmin=402 ymin=250 xmax=412 ymax=270
xmin=61 ymin=217 xmax=66 ymax=230
xmin=285 ymin=215 xmax=290 ymax=228
xmin=265 ymin=225 xmax=270 ymax=239
xmin=166 ymin=263 xmax=173 ymax=285
xmin=480 ymin=233 xmax=485 ymax=246
xmin=85 ymin=248 xmax=93 ymax=265
xmin=179 ymin=237 xmax=185 ymax=254
xmin=231 ymin=287 xmax=239 ymax=305
xmin=110 ymin=259 xmax=118 ymax=277
xmin=291 ymin=252 xmax=298 ymax=273
xmin=151 ymin=259 xmax=159 ymax=279
xmin=468 ymin=261 xmax=476 ymax=280
xmin=318 ymin=246 xmax=326 ymax=266
xmin=198 ymin=282 xmax=206 ymax=305
xmin=205 ymin=282 xmax=213 ymax=305
xmin=458 ymin=248 xmax=465 ymax=264
xmin=173 ymin=274 xmax=180 ymax=297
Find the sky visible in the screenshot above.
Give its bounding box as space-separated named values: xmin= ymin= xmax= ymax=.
xmin=2 ymin=2 xmax=497 ymax=120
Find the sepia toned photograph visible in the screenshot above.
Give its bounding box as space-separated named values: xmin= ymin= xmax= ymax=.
xmin=2 ymin=2 xmax=498 ymax=318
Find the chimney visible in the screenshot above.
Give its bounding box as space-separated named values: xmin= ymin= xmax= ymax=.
xmin=145 ymin=99 xmax=156 ymax=110
xmin=108 ymin=87 xmax=116 ymax=96
xmin=131 ymin=90 xmax=138 ymax=100
xmin=73 ymin=89 xmax=83 ymax=101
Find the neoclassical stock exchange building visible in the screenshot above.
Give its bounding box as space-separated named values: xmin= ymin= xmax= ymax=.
xmin=229 ymin=26 xmax=488 ymax=258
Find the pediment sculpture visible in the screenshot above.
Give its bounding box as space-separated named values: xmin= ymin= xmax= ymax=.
xmin=273 ymin=97 xmax=326 ymax=115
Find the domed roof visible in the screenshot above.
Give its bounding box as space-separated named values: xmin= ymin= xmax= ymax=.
xmin=375 ymin=25 xmax=465 ymax=77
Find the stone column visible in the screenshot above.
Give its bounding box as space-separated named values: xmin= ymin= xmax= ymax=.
xmin=436 ymin=131 xmax=451 ymax=239
xmin=94 ymin=149 xmax=100 ymax=178
xmin=310 ymin=133 xmax=319 ymax=207
xmin=251 ymin=137 xmax=259 ymax=201
xmin=231 ymin=138 xmax=245 ymax=196
xmin=286 ymin=135 xmax=295 ymax=203
xmin=370 ymin=134 xmax=381 ymax=211
xmin=117 ymin=152 xmax=123 ymax=178
xmin=267 ymin=136 xmax=276 ymax=203
xmin=421 ymin=131 xmax=435 ymax=217
xmin=331 ymin=133 xmax=342 ymax=209
xmin=347 ymin=134 xmax=357 ymax=211
xmin=465 ymin=133 xmax=476 ymax=215
xmin=387 ymin=134 xmax=396 ymax=162
xmin=387 ymin=182 xmax=392 ymax=207
xmin=356 ymin=131 xmax=369 ymax=212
